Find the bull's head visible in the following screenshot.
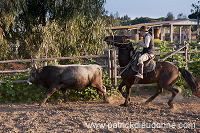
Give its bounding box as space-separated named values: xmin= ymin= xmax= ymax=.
xmin=27 ymin=59 xmax=38 ymax=85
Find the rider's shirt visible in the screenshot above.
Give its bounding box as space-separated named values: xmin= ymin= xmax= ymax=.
xmin=139 ymin=32 xmax=154 ymax=54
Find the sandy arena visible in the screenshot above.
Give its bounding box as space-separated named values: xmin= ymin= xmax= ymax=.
xmin=0 ymin=88 xmax=199 ymax=132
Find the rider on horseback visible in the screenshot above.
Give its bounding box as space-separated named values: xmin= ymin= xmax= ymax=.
xmin=135 ymin=26 xmax=155 ymax=79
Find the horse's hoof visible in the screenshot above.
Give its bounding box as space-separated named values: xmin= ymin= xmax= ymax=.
xmin=119 ymin=104 xmax=125 ymax=107
xmin=168 ymin=105 xmax=174 ymax=109
xmin=122 ymin=92 xmax=127 ymax=98
xmin=144 ymin=101 xmax=150 ymax=105
xmin=168 ymin=102 xmax=174 ymax=109
xmin=119 ymin=103 xmax=129 ymax=107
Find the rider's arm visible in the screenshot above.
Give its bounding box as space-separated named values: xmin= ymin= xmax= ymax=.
xmin=138 ymin=35 xmax=151 ymax=48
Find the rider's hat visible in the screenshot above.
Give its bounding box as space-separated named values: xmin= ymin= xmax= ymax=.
xmin=138 ymin=26 xmax=148 ymax=32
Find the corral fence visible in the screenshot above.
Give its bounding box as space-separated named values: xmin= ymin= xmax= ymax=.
xmin=0 ymin=41 xmax=200 ymax=87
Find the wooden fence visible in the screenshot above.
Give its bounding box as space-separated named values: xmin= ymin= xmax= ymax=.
xmin=1 ymin=42 xmax=200 ymax=87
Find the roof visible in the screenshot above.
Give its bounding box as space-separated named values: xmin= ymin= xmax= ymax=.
xmin=106 ymin=19 xmax=198 ymax=30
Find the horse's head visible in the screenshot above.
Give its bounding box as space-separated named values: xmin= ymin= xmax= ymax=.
xmin=104 ymin=35 xmax=131 ymax=48
xmin=104 ymin=35 xmax=134 ymax=66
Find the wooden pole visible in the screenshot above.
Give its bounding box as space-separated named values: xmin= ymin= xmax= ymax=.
xmin=184 ymin=41 xmax=189 ymax=68
xmin=170 ymin=24 xmax=174 ymax=42
xmin=104 ymin=49 xmax=111 ymax=78
xmin=159 ymin=44 xmax=187 ymax=61
xmin=0 ymin=55 xmax=108 ymax=64
xmin=110 ymin=49 xmax=117 ymax=87
xmin=179 ymin=26 xmax=182 ymax=44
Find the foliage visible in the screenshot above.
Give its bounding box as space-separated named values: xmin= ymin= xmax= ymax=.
xmin=0 ymin=73 xmax=44 ymax=103
xmin=154 ymin=39 xmax=163 ymax=45
xmin=0 ymin=0 xmax=113 ymax=60
xmin=165 ymin=12 xmax=175 ymax=21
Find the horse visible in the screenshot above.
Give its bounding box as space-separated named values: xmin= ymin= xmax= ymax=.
xmin=104 ymin=35 xmax=200 ymax=108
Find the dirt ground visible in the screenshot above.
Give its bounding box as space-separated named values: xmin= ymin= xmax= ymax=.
xmin=0 ymin=88 xmax=199 ymax=133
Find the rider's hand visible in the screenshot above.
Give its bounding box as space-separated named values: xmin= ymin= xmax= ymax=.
xmin=138 ymin=41 xmax=143 ymax=45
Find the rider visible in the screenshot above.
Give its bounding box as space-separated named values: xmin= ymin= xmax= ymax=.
xmin=135 ymin=26 xmax=155 ymax=79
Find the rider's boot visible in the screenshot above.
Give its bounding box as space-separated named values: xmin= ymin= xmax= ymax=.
xmin=135 ymin=63 xmax=144 ymax=79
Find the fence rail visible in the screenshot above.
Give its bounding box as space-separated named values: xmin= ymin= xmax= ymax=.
xmin=0 ymin=55 xmax=107 ymax=64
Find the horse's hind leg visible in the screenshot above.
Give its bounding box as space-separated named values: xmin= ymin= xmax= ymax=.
xmin=145 ymin=85 xmax=163 ymax=105
xmin=168 ymin=87 xmax=179 ymax=108
xmin=164 ymin=85 xmax=179 ymax=108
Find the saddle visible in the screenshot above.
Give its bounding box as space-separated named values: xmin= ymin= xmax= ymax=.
xmin=119 ymin=52 xmax=156 ymax=76
xmin=131 ymin=52 xmax=156 ymax=73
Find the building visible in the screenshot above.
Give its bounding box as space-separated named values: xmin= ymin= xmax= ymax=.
xmin=106 ymin=19 xmax=198 ymax=43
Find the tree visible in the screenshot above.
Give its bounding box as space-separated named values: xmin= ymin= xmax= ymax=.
xmin=0 ymin=0 xmax=110 ymax=60
xmin=189 ymin=1 xmax=200 ymax=19
xmin=165 ymin=12 xmax=174 ymax=21
xmin=120 ymin=15 xmax=131 ymax=22
xmin=177 ymin=13 xmax=187 ymax=20
xmin=131 ymin=17 xmax=153 ymax=25
xmin=190 ymin=1 xmax=200 ymax=37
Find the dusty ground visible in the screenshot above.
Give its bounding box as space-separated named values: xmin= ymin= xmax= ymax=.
xmin=0 ymin=89 xmax=199 ymax=133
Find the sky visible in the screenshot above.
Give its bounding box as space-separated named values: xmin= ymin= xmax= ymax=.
xmin=104 ymin=0 xmax=195 ymax=19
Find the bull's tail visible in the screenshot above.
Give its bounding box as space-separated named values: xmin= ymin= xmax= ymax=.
xmin=178 ymin=68 xmax=200 ymax=98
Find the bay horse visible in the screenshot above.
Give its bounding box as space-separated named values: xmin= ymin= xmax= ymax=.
xmin=104 ymin=35 xmax=200 ymax=108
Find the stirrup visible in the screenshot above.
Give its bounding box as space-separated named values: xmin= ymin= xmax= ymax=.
xmin=135 ymin=73 xmax=143 ymax=79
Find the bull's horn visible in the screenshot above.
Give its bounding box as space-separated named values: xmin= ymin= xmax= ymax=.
xmin=31 ymin=57 xmax=35 ymax=64
xmin=31 ymin=57 xmax=37 ymax=69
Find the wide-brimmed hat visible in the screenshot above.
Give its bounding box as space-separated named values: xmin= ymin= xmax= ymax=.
xmin=138 ymin=26 xmax=148 ymax=32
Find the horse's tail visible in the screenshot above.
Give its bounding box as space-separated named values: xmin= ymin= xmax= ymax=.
xmin=178 ymin=68 xmax=200 ymax=98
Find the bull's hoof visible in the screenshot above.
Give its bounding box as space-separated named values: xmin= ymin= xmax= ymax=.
xmin=103 ymin=99 xmax=109 ymax=104
xmin=39 ymin=103 xmax=45 ymax=106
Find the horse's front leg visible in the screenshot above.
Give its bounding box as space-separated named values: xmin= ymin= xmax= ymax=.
xmin=118 ymin=81 xmax=126 ymax=98
xmin=123 ymin=85 xmax=132 ymax=107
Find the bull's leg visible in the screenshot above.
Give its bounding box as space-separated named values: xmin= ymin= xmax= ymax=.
xmin=101 ymin=85 xmax=107 ymax=102
xmin=95 ymin=85 xmax=107 ymax=102
xmin=40 ymin=87 xmax=59 ymax=106
xmin=61 ymin=89 xmax=68 ymax=102
xmin=145 ymin=84 xmax=163 ymax=105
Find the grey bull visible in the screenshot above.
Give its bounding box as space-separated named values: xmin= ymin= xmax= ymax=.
xmin=28 ymin=64 xmax=107 ymax=105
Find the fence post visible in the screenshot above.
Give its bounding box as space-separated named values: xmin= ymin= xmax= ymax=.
xmin=104 ymin=49 xmax=111 ymax=78
xmin=110 ymin=48 xmax=117 ymax=87
xmin=184 ymin=41 xmax=189 ymax=68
